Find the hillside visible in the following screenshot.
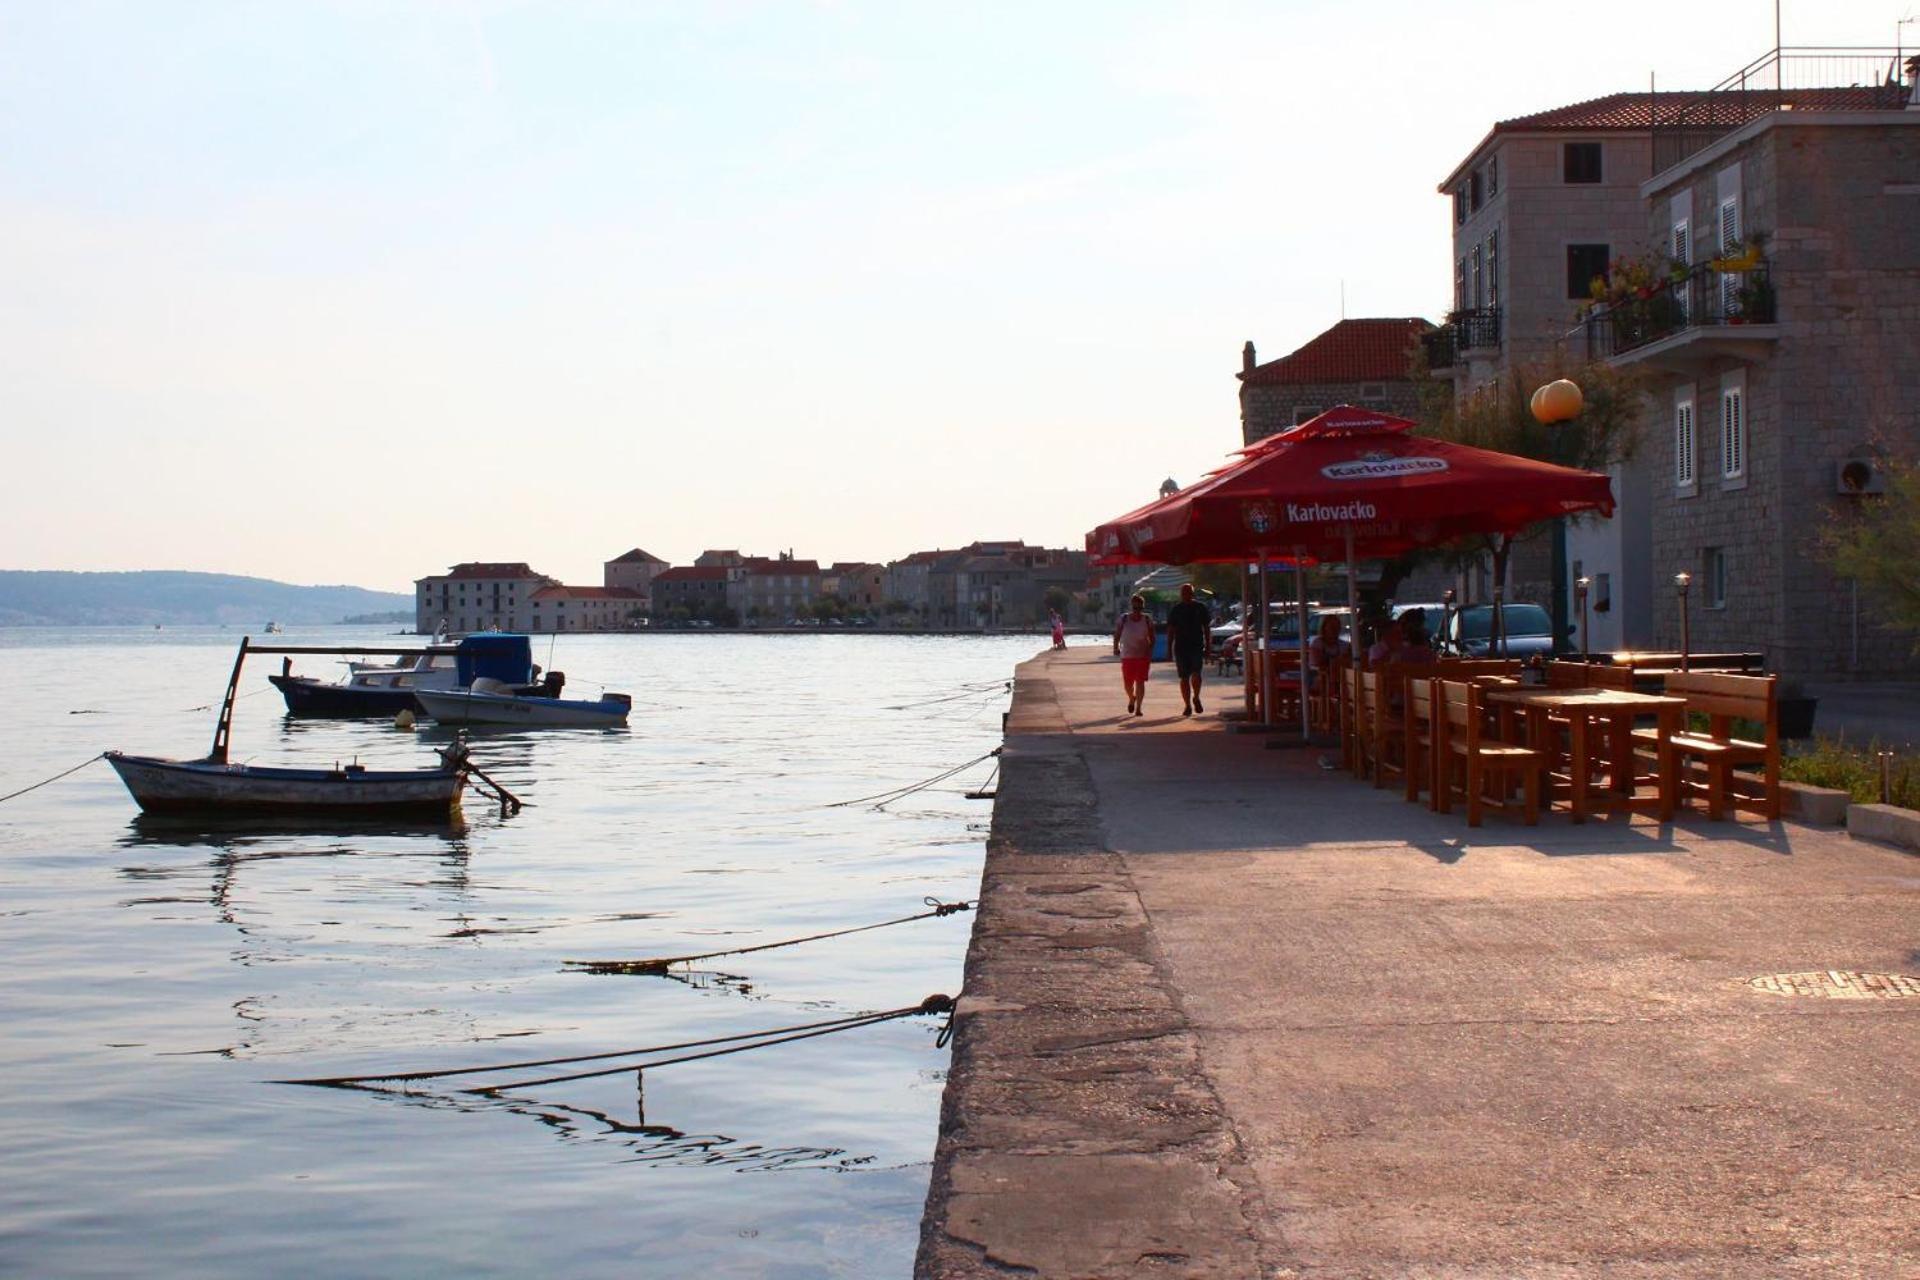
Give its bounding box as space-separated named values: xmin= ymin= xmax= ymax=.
xmin=0 ymin=571 xmax=413 ymax=627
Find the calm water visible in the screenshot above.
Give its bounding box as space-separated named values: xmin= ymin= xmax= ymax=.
xmin=0 ymin=627 xmax=1046 ymax=1278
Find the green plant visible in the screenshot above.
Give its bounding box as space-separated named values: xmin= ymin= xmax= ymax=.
xmin=1821 ymin=457 xmax=1920 ymax=645
xmin=1782 ymin=735 xmax=1919 ymax=808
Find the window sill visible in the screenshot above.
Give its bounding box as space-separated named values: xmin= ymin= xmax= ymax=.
xmin=1675 ymin=483 xmax=1699 ymax=499
xmin=1720 ymin=473 xmax=1748 ymax=491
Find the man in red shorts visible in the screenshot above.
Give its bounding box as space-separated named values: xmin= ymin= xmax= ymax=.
xmin=1112 ymin=594 xmax=1156 ymax=716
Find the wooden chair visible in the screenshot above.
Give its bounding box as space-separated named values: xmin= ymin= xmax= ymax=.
xmin=1369 ymin=665 xmax=1409 ymax=791
xmin=1635 ymin=672 xmax=1780 ymax=820
xmin=1435 ymin=679 xmax=1547 ymax=827
xmin=1433 ymin=658 xmax=1523 ymax=679
xmin=1264 ymin=647 xmax=1303 ymax=726
xmin=1350 ymin=668 xmax=1378 ymax=779
xmin=1404 ymin=676 xmax=1439 ymax=806
xmin=1547 ymin=661 xmax=1634 ymax=691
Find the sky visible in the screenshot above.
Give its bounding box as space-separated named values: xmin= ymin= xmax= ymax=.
xmin=0 ymin=0 xmax=1904 ymax=590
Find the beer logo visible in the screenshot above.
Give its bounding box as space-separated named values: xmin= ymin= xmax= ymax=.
xmin=1321 ymin=453 xmax=1448 ymax=481
xmin=1242 ymin=501 xmax=1276 ymax=535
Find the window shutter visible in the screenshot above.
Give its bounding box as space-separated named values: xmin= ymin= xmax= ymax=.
xmin=1719 ymin=198 xmax=1742 ymax=315
xmin=1722 ymin=390 xmax=1744 ymax=478
xmin=1487 ymin=228 xmax=1500 ymax=309
xmin=1676 ymin=400 xmax=1695 ymax=489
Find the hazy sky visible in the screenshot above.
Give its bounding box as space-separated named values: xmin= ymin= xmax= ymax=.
xmin=1 ymin=1 xmax=1901 ymax=589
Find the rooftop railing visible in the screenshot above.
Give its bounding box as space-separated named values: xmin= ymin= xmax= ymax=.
xmin=1651 ymin=46 xmax=1914 ymax=175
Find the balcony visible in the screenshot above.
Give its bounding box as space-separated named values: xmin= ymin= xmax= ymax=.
xmin=1575 ymin=260 xmax=1778 ymax=371
xmin=1424 ymin=308 xmax=1502 ymax=370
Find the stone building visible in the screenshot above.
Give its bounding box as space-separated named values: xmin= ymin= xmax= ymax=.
xmin=413 ymin=562 xmax=555 ymax=634
xmin=651 ymin=565 xmax=732 ymax=618
xmin=733 ymin=557 xmax=822 ymax=621
xmin=1576 ymin=55 xmax=1920 ymax=676
xmin=528 ymin=584 xmax=646 ymax=632
xmin=1238 ymin=318 xmax=1432 ymax=447
xmin=602 ymin=548 xmax=668 ymax=602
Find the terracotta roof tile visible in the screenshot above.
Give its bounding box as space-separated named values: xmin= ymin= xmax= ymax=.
xmin=608 ymin=548 xmax=666 ymax=564
xmin=1239 ymin=318 xmax=1432 ymax=388
xmin=532 ymin=585 xmax=644 ymax=600
xmin=441 ymin=562 xmax=549 ymax=580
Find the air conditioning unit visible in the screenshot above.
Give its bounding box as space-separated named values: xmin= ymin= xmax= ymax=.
xmin=1836 ymin=457 xmax=1886 ymax=495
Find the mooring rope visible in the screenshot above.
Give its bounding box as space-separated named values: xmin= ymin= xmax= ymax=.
xmin=564 ymin=897 xmax=975 ymax=975
xmin=278 ymin=994 xmax=956 ymax=1093
xmin=0 ymin=753 xmax=106 ymax=805
xmin=825 ymin=749 xmax=1000 ymax=809
xmin=886 ymin=680 xmax=1011 ymax=711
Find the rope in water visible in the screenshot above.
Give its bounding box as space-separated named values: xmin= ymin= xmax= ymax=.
xmin=564 ymin=897 xmax=975 ymax=975
xmin=0 ymin=753 xmax=106 ymax=805
xmin=886 ymin=680 xmax=1011 ymax=711
xmin=278 ymin=994 xmax=956 ymax=1093
xmin=825 ymin=749 xmax=1000 ymax=809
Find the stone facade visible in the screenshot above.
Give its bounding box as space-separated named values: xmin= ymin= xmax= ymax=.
xmin=1626 ymin=115 xmax=1920 ymax=676
xmin=414 ymin=562 xmax=554 ymax=634
xmin=1238 ymin=319 xmax=1432 ymax=447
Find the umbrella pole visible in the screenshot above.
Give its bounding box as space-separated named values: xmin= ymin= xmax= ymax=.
xmin=1345 ymin=525 xmax=1359 ymax=655
xmin=1258 ymin=549 xmax=1272 ymax=727
xmin=1296 ymin=555 xmax=1310 ymax=742
xmin=1241 ymin=561 xmax=1253 ymax=717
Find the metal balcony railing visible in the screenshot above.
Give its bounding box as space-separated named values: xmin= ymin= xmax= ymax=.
xmin=1448 ymin=307 xmax=1502 ymax=352
xmin=1651 ymin=46 xmax=1912 ymax=175
xmin=1575 ymin=261 xmax=1775 ymax=361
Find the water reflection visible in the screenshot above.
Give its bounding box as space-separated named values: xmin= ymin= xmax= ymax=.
xmin=120 ymin=813 xmax=473 ymax=849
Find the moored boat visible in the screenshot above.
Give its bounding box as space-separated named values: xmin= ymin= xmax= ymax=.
xmin=414 ymin=684 xmax=632 ymax=728
xmin=107 ymin=636 xmax=522 ymax=819
xmin=270 ymin=633 xmax=545 ymax=718
xmin=105 ymin=753 xmax=465 ymax=816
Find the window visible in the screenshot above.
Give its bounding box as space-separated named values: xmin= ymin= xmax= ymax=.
xmin=1454 ymin=187 xmax=1467 ymax=226
xmin=1292 ymin=404 xmax=1322 ymax=425
xmin=1486 ymin=228 xmax=1500 ymax=309
xmin=1469 ymin=170 xmax=1482 ymax=212
xmin=1470 ymin=244 xmax=1483 ymax=308
xmin=1671 ymin=216 xmax=1692 ymax=321
xmin=1359 ymin=383 xmax=1387 ymax=402
xmin=1720 ymin=375 xmax=1746 ymax=484
xmin=1703 ymin=547 xmax=1727 ymax=609
xmin=1567 ymin=244 xmax=1610 ymax=300
xmin=1719 ymin=194 xmax=1743 ymax=315
xmin=1674 ymin=392 xmax=1697 ymax=494
xmin=1593 ymin=572 xmax=1612 ymax=614
xmin=1488 ymin=155 xmax=1500 ymax=197
xmin=1454 ymin=259 xmax=1467 ymax=311
xmin=1563 ymin=141 xmax=1603 ymax=183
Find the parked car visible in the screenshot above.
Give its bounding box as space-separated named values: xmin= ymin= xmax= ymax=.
xmin=1441 ymin=603 xmax=1557 ymax=658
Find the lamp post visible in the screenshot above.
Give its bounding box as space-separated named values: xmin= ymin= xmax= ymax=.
xmin=1674 ymin=571 xmax=1692 ymax=672
xmin=1442 ymin=587 xmax=1456 ymax=652
xmin=1532 ymin=379 xmax=1586 ymax=659
xmin=1574 ymin=575 xmax=1591 ymax=661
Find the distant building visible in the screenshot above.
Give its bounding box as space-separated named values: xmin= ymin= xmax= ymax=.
xmin=602 ymin=548 xmax=668 ymax=603
xmin=1238 ymin=318 xmax=1433 ymax=447
xmin=823 ymin=562 xmax=885 ymax=609
xmin=528 ymin=585 xmax=646 ymax=632
xmin=652 ymin=565 xmax=733 ymax=617
xmin=735 ymin=557 xmax=822 ymax=621
xmin=414 ymin=563 xmax=555 ymax=634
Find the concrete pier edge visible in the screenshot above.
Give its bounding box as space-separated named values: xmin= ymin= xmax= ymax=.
xmin=915 ymin=657 xmax=1278 ymax=1278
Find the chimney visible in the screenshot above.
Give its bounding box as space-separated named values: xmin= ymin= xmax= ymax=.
xmin=1242 ymin=340 xmax=1256 ymax=374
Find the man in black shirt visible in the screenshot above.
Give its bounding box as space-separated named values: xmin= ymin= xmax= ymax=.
xmin=1165 ymin=583 xmax=1212 ymax=716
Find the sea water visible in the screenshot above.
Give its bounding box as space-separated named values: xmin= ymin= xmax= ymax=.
xmin=0 ymin=627 xmax=1043 ymax=1278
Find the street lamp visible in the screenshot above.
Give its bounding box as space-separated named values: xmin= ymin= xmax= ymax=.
xmin=1674 ymin=571 xmax=1693 ymax=672
xmin=1574 ymin=575 xmax=1591 ymax=661
xmin=1532 ymin=378 xmax=1587 ymax=660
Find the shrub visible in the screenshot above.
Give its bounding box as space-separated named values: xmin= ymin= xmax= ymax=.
xmin=1782 ymin=735 xmax=1920 ymax=808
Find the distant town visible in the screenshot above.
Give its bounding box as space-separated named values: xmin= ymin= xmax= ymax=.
xmin=414 ymin=542 xmax=1144 ymax=635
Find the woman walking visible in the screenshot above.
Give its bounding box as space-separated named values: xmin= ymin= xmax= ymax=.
xmin=1112 ymin=594 xmax=1156 ymax=716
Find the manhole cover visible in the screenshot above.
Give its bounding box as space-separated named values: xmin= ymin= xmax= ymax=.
xmin=1747 ymin=971 xmax=1920 ymax=999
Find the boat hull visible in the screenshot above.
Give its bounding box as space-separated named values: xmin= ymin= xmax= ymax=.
xmin=106 ymin=752 xmax=464 ymax=816
xmin=270 ymin=675 xmax=425 ymax=718
xmin=414 ymin=689 xmax=631 ymax=728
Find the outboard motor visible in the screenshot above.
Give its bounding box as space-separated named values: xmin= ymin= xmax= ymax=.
xmin=543 ymin=670 xmax=566 ymax=698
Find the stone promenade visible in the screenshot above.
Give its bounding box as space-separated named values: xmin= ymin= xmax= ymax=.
xmin=916 ymin=647 xmax=1920 ymax=1278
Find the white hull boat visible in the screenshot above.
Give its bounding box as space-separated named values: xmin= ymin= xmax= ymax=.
xmin=106 ymin=752 xmax=465 ymax=816
xmin=414 ymin=687 xmax=632 ymax=728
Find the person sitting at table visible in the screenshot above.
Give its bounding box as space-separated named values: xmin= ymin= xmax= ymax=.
xmin=1366 ymin=619 xmax=1403 ymax=668
xmin=1308 ymin=613 xmax=1348 ymax=675
xmin=1395 ymin=609 xmax=1436 ymax=665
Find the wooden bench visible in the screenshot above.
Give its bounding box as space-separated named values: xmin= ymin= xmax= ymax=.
xmin=1633 ymin=672 xmax=1779 ymax=820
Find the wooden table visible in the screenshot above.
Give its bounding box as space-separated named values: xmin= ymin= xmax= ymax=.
xmin=1483 ymin=686 xmax=1687 ymax=822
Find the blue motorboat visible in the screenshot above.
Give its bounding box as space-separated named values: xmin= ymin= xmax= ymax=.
xmin=269 ymin=633 xmax=546 ymax=717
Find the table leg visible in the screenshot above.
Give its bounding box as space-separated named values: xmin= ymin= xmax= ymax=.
xmin=1568 ymin=712 xmax=1590 ymax=824
xmin=1657 ymin=708 xmax=1679 ymax=822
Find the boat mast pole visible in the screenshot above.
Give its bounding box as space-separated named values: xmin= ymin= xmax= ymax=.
xmin=209 ymin=636 xmax=251 ymax=764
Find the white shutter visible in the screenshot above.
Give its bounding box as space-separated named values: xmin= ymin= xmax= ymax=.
xmin=1672 ymin=219 xmax=1692 ymax=321
xmin=1721 ymin=389 xmax=1744 ymax=479
xmin=1675 ymin=398 xmax=1696 ymax=490
xmin=1719 ymin=197 xmax=1742 ymax=315
xmin=1672 ymin=219 xmax=1690 ymax=263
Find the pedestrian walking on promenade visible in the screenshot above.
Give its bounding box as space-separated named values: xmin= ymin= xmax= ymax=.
xmin=1050 ymin=609 xmax=1067 ymax=650
xmin=1165 ymin=583 xmax=1212 ymax=716
xmin=1112 ymin=595 xmax=1155 ymax=716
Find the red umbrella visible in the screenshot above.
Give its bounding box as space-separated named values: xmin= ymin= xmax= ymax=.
xmin=1127 ymin=405 xmax=1614 ymax=565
